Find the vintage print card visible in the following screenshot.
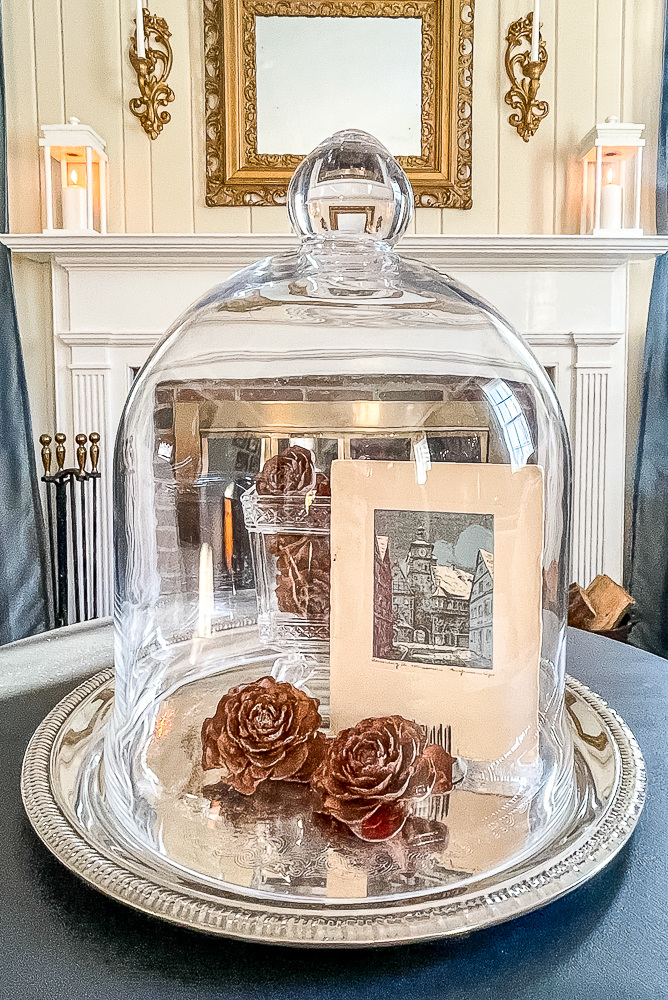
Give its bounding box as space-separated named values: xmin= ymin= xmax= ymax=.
xmin=329 ymin=461 xmax=544 ymax=764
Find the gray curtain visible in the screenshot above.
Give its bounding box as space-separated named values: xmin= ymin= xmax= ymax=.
xmin=0 ymin=1 xmax=49 ymax=642
xmin=629 ymin=1 xmax=668 ymax=657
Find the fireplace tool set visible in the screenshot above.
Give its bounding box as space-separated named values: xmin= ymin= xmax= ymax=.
xmin=39 ymin=432 xmax=101 ymax=627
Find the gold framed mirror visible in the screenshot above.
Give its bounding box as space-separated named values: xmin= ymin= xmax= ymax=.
xmin=204 ymin=0 xmax=474 ymax=209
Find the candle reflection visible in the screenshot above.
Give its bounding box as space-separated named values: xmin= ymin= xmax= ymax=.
xmin=197 ymin=542 xmax=214 ymax=638
xmin=224 ymin=482 xmax=234 ymax=573
xmin=153 ymin=704 xmax=175 ymax=740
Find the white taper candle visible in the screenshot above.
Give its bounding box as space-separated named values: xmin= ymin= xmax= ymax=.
xmin=530 ymin=0 xmax=540 ymax=62
xmin=136 ymin=1 xmax=145 ymax=58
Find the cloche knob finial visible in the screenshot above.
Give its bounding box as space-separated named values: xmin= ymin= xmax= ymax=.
xmin=287 ymin=130 xmax=414 ymax=246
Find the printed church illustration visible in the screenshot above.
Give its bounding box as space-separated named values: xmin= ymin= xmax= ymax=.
xmin=373 ymin=526 xmax=493 ymax=666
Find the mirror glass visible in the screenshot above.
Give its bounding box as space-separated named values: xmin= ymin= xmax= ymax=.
xmin=255 ymin=16 xmax=422 ymax=155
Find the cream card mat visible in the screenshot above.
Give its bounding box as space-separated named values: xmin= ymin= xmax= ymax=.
xmin=329 ymin=461 xmax=544 ymax=764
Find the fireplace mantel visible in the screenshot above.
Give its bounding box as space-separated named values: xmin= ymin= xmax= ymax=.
xmin=4 ymin=232 xmax=662 ymax=616
xmin=2 ymin=232 xmax=667 ymax=268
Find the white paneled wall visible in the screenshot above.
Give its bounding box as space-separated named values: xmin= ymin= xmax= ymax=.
xmin=2 ymin=0 xmax=664 ymax=237
xmin=1 ymin=0 xmax=665 ymax=593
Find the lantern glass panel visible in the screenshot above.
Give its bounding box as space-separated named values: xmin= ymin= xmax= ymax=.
xmin=42 ymin=143 xmax=106 ymax=233
xmin=581 ymin=144 xmax=642 ymax=234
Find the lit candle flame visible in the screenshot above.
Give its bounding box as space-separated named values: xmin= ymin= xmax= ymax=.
xmin=607 ymin=167 xmax=614 ymax=184
xmin=70 ymin=168 xmax=78 ymax=185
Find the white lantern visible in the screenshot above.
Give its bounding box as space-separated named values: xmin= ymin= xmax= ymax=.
xmin=579 ymin=117 xmax=644 ymax=236
xmin=39 ymin=118 xmax=108 ymax=234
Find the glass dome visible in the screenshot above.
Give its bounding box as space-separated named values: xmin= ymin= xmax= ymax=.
xmin=106 ymin=130 xmax=575 ymax=900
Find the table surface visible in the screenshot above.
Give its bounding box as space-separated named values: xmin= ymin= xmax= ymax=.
xmin=1 ymin=627 xmax=666 ymax=1000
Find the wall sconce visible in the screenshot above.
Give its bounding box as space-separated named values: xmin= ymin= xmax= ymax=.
xmin=579 ymin=117 xmax=645 ymax=236
xmin=129 ymin=7 xmax=174 ymax=139
xmin=39 ymin=118 xmax=108 ymax=234
xmin=504 ymin=9 xmax=549 ymax=142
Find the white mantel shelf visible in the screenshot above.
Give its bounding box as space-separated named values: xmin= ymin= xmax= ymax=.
xmin=2 ymin=232 xmax=668 ymax=269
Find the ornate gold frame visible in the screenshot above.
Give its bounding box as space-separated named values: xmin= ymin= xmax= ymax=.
xmin=204 ymin=0 xmax=474 ymax=209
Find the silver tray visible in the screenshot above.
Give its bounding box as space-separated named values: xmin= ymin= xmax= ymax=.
xmin=21 ymin=668 xmax=645 ymax=948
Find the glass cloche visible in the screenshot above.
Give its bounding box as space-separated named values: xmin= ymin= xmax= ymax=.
xmin=106 ymin=131 xmax=575 ymax=899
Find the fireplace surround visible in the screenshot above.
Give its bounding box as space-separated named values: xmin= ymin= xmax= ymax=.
xmin=3 ymin=231 xmax=664 ymax=617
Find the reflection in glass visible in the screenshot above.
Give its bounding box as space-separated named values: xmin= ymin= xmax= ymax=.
xmin=482 ymin=379 xmax=535 ymax=470
xmin=349 ymin=437 xmax=412 ymax=462
xmin=428 ymin=434 xmax=485 ymax=463
xmin=255 ymin=17 xmax=422 ymax=155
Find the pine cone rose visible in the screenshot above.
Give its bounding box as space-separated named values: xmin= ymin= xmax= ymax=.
xmin=313 ymin=715 xmax=437 ymax=841
xmin=201 ymin=676 xmax=327 ymax=795
xmin=255 ymin=445 xmax=316 ymax=496
xmin=271 ymin=534 xmax=331 ymax=618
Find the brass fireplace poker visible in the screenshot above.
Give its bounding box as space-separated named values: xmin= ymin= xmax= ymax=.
xmin=39 ymin=432 xmax=102 ymax=628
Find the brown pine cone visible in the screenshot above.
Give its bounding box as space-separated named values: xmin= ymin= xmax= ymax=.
xmin=201 ymin=676 xmax=327 ymax=795
xmin=255 ymin=445 xmax=316 ymax=496
xmin=312 ymin=715 xmax=435 ymax=840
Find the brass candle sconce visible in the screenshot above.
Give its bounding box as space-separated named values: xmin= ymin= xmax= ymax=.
xmin=504 ymin=12 xmax=549 ymax=142
xmin=129 ymin=9 xmax=174 ymax=139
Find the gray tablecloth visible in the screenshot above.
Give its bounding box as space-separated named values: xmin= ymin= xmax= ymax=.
xmin=1 ymin=625 xmax=666 ymax=999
